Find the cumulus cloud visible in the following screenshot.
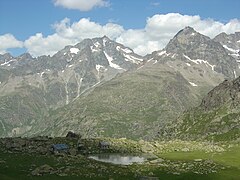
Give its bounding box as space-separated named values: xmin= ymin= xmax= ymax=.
xmin=53 ymin=18 xmax=124 ymax=40
xmin=24 ymin=33 xmax=75 ymax=57
xmin=23 ymin=13 xmax=240 ymax=57
xmin=53 ymin=0 xmax=109 ymax=11
xmin=0 ymin=34 xmax=23 ymax=54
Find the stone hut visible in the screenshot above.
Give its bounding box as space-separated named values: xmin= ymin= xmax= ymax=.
xmin=99 ymin=141 xmax=110 ymax=150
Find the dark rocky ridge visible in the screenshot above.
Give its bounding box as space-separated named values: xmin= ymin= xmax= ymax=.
xmin=201 ymin=77 xmax=240 ymax=111
xmin=171 ymin=76 xmax=240 ymax=141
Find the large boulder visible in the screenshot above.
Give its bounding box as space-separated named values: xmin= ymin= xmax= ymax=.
xmin=66 ymin=131 xmax=80 ymax=138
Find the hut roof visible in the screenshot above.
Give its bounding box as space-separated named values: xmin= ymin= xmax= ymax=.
xmin=52 ymin=144 xmax=69 ymax=150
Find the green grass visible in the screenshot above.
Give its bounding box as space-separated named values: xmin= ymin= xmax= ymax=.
xmin=213 ymin=145 xmax=240 ymax=168
xmin=160 ymin=151 xmax=213 ymax=161
xmin=158 ymin=144 xmax=240 ymax=180
xmin=159 ymin=145 xmax=240 ymax=168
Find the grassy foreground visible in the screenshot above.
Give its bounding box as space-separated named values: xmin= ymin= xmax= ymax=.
xmin=0 ymin=138 xmax=239 ymax=180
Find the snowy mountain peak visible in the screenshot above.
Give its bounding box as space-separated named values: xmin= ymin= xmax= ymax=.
xmin=174 ymin=26 xmax=199 ymax=38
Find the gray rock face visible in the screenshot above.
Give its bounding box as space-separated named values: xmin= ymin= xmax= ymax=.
xmin=214 ymin=32 xmax=240 ymax=60
xmin=201 ymin=77 xmax=240 ymax=111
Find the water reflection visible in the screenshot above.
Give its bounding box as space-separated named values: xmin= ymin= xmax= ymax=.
xmin=88 ymin=154 xmax=146 ymax=165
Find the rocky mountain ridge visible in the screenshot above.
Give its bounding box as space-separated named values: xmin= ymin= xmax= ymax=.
xmin=34 ymin=27 xmax=240 ymax=140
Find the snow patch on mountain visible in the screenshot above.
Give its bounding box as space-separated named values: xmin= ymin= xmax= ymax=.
xmin=147 ymin=58 xmax=153 ymax=62
xmin=96 ymin=64 xmax=104 ymax=72
xmin=234 ymin=70 xmax=237 ymax=78
xmin=103 ymin=38 xmax=108 ymax=46
xmin=223 ymin=45 xmax=239 ymax=53
xmin=94 ymin=42 xmax=101 ymax=48
xmin=0 ymin=59 xmax=16 ymax=66
xmin=116 ymin=46 xmax=133 ymax=54
xmin=183 ymin=54 xmax=216 ymax=71
xmin=70 ymin=48 xmax=79 ymax=54
xmin=158 ymin=51 xmax=166 ymax=56
xmin=90 ymin=46 xmax=98 ymax=52
xmin=153 ymin=60 xmax=158 ymax=64
xmin=103 ymin=51 xmax=124 ymax=70
xmin=189 ymin=81 xmax=198 ymax=87
xmin=40 ymin=72 xmax=45 ymax=77
xmin=124 ymin=54 xmax=143 ymax=64
xmin=158 ymin=50 xmax=171 ymax=57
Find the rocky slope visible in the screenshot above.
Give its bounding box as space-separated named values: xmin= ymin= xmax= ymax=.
xmin=170 ymin=76 xmax=240 ymax=142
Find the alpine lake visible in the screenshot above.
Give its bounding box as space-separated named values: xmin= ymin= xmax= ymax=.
xmin=88 ymin=153 xmax=146 ymax=165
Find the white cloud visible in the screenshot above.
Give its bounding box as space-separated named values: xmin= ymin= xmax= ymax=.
xmin=24 ymin=33 xmax=75 ymax=57
xmin=23 ymin=13 xmax=240 ymax=57
xmin=53 ymin=0 xmax=109 ymax=11
xmin=0 ymin=34 xmax=23 ymax=54
xmin=53 ymin=18 xmax=124 ymax=40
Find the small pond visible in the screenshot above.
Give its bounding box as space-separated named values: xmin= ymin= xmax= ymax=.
xmin=88 ymin=153 xmax=146 ymax=165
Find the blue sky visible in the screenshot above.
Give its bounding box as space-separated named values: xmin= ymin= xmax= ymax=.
xmin=0 ymin=0 xmax=240 ymax=56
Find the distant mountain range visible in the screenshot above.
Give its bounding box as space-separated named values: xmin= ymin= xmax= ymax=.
xmin=0 ymin=27 xmax=239 ymax=141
